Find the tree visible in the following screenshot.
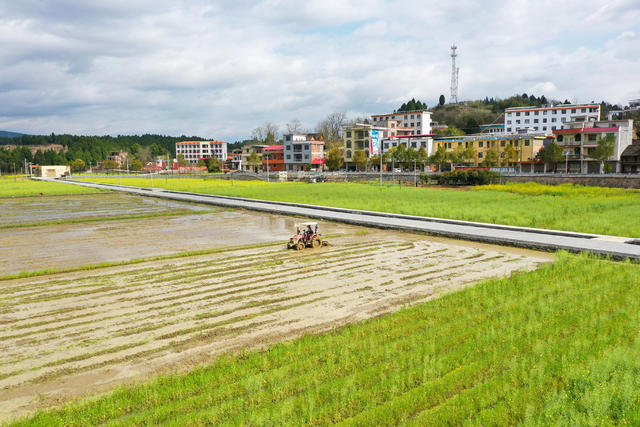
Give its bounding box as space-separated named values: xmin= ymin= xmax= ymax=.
xmin=206 ymin=156 xmax=222 ymax=173
xmin=542 ymin=142 xmax=564 ymax=172
xmin=247 ymin=152 xmax=261 ymax=172
xmin=592 ymin=134 xmax=615 ymax=173
xmin=464 ymin=117 xmax=480 ymax=134
xmin=286 ymin=119 xmax=302 ymax=134
xmin=463 ymin=146 xmax=477 ymax=164
xmin=316 ymin=112 xmax=346 ymax=149
xmin=429 ymin=145 xmax=449 ymax=172
xmin=353 ymin=150 xmax=368 ymax=171
xmin=439 ymin=94 xmax=445 ymax=106
xmin=177 ymin=154 xmax=188 ymax=166
xmin=197 ymin=158 xmax=207 ymax=167
xmin=325 ymin=147 xmax=343 ymax=171
xmin=130 ymin=159 xmax=143 ymax=171
xmin=416 ymin=146 xmax=428 ymax=170
xmin=69 ymin=158 xmax=86 ymax=172
xmin=435 ymin=126 xmax=465 ymax=137
xmin=503 ymin=145 xmax=518 ymax=167
xmin=101 ymin=159 xmax=118 ymax=170
xmin=481 ymin=148 xmax=500 ymax=168
xmin=252 ymin=122 xmax=279 ymax=144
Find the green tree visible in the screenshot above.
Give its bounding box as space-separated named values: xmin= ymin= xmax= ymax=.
xmin=177 ymin=154 xmax=188 ymax=166
xmin=101 ymin=159 xmax=118 ymax=170
xmin=197 ymin=158 xmax=207 ymax=167
xmin=416 ymin=146 xmax=428 ymax=170
xmin=429 ymin=145 xmax=449 ymax=172
xmin=481 ymin=148 xmax=500 ymax=168
xmin=439 ymin=94 xmax=445 ymax=106
xmin=130 ymin=159 xmax=143 ymax=171
xmin=464 ymin=117 xmax=481 ymax=134
xmin=503 ymin=145 xmax=518 ymax=167
xmin=325 ymin=147 xmax=343 ymax=171
xmin=353 ymin=150 xmax=368 ymax=171
xmin=247 ymin=152 xmax=261 ymax=172
xmin=542 ymin=142 xmax=564 ymax=172
xmin=69 ymin=158 xmax=86 ymax=173
xmin=206 ymin=156 xmax=222 ymax=173
xmin=463 ymin=146 xmax=477 ymax=165
xmin=592 ymin=134 xmax=615 ymax=173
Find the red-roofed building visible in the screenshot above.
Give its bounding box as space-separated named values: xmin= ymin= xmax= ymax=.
xmin=175 ymin=140 xmax=227 ymax=165
xmin=263 ymin=145 xmax=285 ymax=172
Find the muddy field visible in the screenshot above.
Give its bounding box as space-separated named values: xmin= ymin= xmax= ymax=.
xmin=0 ymin=193 xmax=212 ymax=227
xmin=0 ymin=193 xmax=552 ymax=421
xmin=0 ymin=231 xmax=551 ymax=421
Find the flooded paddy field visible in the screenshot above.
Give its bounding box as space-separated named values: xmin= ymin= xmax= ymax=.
xmin=0 ymin=193 xmax=552 ymax=421
xmin=0 ymin=193 xmax=212 ymax=227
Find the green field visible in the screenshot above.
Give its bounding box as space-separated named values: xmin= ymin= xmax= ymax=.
xmin=16 ymin=253 xmax=640 ymax=426
xmin=0 ymin=177 xmax=105 ymax=197
xmin=79 ymin=178 xmax=640 ymax=237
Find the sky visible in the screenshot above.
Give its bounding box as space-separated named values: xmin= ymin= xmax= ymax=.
xmin=0 ymin=0 xmax=639 ymax=141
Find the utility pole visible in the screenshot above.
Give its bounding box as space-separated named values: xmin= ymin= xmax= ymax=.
xmin=414 ymin=159 xmax=417 ymax=187
xmin=450 ymin=45 xmax=459 ymax=104
xmin=379 ymin=146 xmax=383 ymax=186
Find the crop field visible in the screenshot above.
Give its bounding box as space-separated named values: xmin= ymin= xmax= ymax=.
xmin=80 ymin=177 xmax=640 ymax=237
xmin=0 ymin=230 xmax=546 ymax=422
xmin=0 ymin=177 xmax=104 ymax=198
xmin=10 ymin=253 xmax=640 ymax=425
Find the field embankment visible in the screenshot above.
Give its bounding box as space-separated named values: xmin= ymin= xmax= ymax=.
xmin=78 ymin=178 xmax=640 ymax=237
xmin=12 ymin=253 xmax=640 ymax=425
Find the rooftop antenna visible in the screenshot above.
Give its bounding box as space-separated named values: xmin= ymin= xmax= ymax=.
xmin=450 ymin=45 xmax=459 ymax=104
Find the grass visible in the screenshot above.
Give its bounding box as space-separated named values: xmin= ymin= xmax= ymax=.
xmin=78 ymin=178 xmax=640 ymax=237
xmin=0 ymin=177 xmax=105 ymax=197
xmin=13 ymin=252 xmax=640 ymax=425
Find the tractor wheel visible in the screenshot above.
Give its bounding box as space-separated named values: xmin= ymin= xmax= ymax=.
xmin=296 ymin=242 xmax=305 ymax=251
xmin=312 ymin=239 xmax=321 ymax=248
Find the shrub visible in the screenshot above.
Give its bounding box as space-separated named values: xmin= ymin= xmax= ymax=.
xmin=422 ymin=170 xmax=503 ymax=186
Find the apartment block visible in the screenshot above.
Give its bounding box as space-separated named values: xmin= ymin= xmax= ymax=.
xmin=552 ymin=119 xmax=634 ymax=173
xmin=504 ymin=104 xmax=600 ymax=135
xmin=434 ymin=134 xmax=546 ymax=170
xmin=381 ymin=135 xmax=434 ymax=156
xmin=283 ymin=133 xmax=324 ymax=172
xmin=175 ymin=141 xmax=228 ymax=164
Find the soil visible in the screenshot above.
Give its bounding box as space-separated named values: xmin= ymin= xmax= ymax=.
xmin=0 ymin=193 xmax=553 ymax=422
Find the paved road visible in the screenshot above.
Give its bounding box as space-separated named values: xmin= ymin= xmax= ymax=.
xmin=44 ymin=178 xmax=640 ymax=260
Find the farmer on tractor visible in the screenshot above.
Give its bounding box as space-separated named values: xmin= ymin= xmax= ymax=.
xmin=287 ymin=222 xmax=328 ymax=250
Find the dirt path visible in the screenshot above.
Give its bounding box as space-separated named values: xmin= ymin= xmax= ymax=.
xmin=0 ymin=231 xmax=551 ymax=422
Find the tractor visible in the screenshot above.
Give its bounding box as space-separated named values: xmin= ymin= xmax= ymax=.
xmin=287 ymin=222 xmax=327 ymax=250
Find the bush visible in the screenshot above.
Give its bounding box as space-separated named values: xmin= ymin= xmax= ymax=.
xmin=422 ymin=170 xmax=503 ymax=186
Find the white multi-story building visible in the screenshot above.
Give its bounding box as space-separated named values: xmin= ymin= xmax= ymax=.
xmin=553 ymin=119 xmax=633 ymax=173
xmin=371 ymin=110 xmax=432 ymax=137
xmin=504 ymin=104 xmax=600 ymax=135
xmin=283 ymin=133 xmax=324 ymax=171
xmin=175 ymin=141 xmax=227 ymax=164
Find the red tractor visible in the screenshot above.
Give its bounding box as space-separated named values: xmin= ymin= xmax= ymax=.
xmin=287 ymin=222 xmax=327 ymax=250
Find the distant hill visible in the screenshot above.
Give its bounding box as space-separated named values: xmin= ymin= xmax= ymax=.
xmin=0 ymin=130 xmax=25 ymax=138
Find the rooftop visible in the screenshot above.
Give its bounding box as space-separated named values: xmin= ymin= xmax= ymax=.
xmin=176 ymin=140 xmax=226 ymax=145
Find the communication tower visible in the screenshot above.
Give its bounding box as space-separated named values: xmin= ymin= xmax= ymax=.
xmin=450 ymin=45 xmax=459 ymax=104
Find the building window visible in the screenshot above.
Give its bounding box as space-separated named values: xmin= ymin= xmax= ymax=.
xmin=410 ymin=115 xmax=414 ymax=119
xmin=571 ymin=109 xmax=576 ymax=113
xmin=346 ymin=131 xmax=352 ymax=138
xmin=373 ymin=117 xmax=377 ymax=121
xmin=562 ymin=110 xmax=566 ymax=114
xmin=535 ymin=111 xmax=539 ymax=115
xmin=524 ymin=119 xmax=530 ymax=124
xmin=552 ymin=126 xmax=556 ymax=130
xmin=478 ymin=152 xmax=483 ymax=158
xmin=543 ymin=111 xmax=548 ymax=115
xmin=478 ymin=141 xmax=483 ymax=147
xmin=410 ymin=123 xmax=414 ymax=127
xmin=507 ymin=128 xmax=512 ymax=132
xmin=575 ymin=134 xmax=581 ymax=142
xmin=543 ymin=126 xmax=547 ymax=131
xmin=525 ymin=140 xmax=530 ymax=146
xmin=500 ymin=141 xmax=506 ymax=147
xmin=516 ymin=112 xmax=520 ymax=116
xmin=581 ymin=108 xmax=586 ymax=113
xmin=346 ymin=140 xmax=352 ymax=148
xmin=561 ymin=118 xmax=567 ymax=123
xmin=516 ymin=120 xmax=521 ymax=124
xmin=346 ymin=150 xmax=352 ymax=158
xmin=286 ymin=155 xmax=291 ymax=160
xmin=552 ymin=118 xmax=557 ymax=122
xmin=534 ymin=119 xmax=539 ymax=123
xmin=557 ymin=135 xmax=563 ymax=142
xmin=589 ymin=134 xmax=596 ymax=141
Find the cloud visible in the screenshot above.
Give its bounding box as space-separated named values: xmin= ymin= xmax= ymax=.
xmin=0 ymin=0 xmax=638 ymax=139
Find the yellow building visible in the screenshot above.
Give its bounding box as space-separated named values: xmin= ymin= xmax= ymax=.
xmin=434 ymin=134 xmax=546 ymax=166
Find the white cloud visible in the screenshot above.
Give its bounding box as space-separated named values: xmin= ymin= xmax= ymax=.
xmin=0 ymin=0 xmax=638 ymax=139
